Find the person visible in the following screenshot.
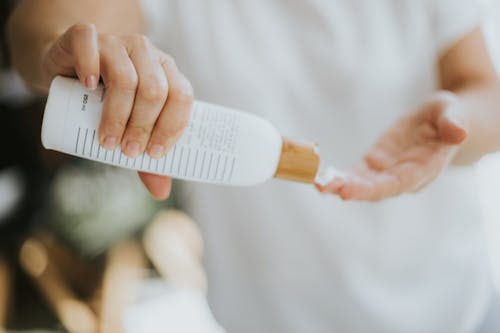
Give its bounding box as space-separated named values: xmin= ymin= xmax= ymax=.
xmin=6 ymin=0 xmax=500 ymax=332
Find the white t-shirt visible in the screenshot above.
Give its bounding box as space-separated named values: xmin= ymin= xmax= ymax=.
xmin=142 ymin=1 xmax=491 ymax=332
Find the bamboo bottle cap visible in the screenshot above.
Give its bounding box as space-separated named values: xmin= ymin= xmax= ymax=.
xmin=274 ymin=138 xmax=320 ymax=183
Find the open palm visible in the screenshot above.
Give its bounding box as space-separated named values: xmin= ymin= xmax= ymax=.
xmin=317 ymin=92 xmax=467 ymax=201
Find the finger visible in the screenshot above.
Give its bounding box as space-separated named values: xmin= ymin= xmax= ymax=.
xmin=338 ymin=178 xmax=378 ymax=201
xmin=419 ymin=92 xmax=467 ymax=145
xmin=318 ymin=169 xmax=388 ymax=201
xmin=317 ymin=177 xmax=347 ymax=194
xmin=319 ymin=163 xmax=369 ymax=195
xmin=138 ymin=172 xmax=172 ymax=200
xmin=98 ymin=35 xmax=138 ymax=150
xmin=337 ymin=163 xmax=424 ymax=201
xmin=314 ymin=166 xmax=347 ymax=190
xmin=438 ymin=109 xmax=467 ymax=145
xmin=121 ymin=35 xmax=168 ymax=158
xmin=418 ymin=91 xmax=458 ymax=123
xmin=364 ymin=149 xmax=398 ymax=171
xmin=338 ymin=172 xmax=399 ymax=201
xmin=331 ymin=164 xmax=382 ymax=200
xmin=147 ymin=55 xmax=194 ymax=158
xmin=59 ymin=23 xmax=100 ymax=89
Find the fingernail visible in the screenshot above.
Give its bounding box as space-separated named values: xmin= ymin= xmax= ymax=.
xmin=85 ymin=75 xmax=97 ymax=90
xmin=125 ymin=141 xmax=141 ymax=158
xmin=102 ymin=136 xmax=117 ymax=150
xmin=149 ymin=144 xmax=164 ymax=159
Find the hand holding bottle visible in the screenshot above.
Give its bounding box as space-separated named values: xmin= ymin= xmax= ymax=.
xmin=41 ymin=23 xmax=194 ymax=199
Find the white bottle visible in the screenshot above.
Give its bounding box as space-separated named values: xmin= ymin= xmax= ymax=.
xmin=42 ymin=76 xmax=320 ymax=186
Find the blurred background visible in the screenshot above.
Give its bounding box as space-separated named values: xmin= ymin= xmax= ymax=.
xmin=0 ymin=1 xmax=225 ymax=332
xmin=1 ymin=0 xmax=500 ymax=332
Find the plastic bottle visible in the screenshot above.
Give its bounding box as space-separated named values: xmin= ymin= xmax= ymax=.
xmin=42 ymin=76 xmax=320 ymax=186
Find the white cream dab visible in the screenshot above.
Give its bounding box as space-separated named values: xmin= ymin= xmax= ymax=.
xmin=314 ymin=166 xmax=346 ymax=186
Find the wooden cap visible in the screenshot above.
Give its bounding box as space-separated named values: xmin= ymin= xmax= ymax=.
xmin=274 ymin=138 xmax=320 ymax=183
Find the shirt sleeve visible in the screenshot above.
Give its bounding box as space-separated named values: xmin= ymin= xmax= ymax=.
xmin=431 ymin=0 xmax=482 ymax=55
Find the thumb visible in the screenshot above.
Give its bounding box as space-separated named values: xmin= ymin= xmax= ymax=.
xmin=44 ymin=23 xmax=100 ymax=89
xmin=138 ymin=172 xmax=172 ymax=200
xmin=438 ymin=104 xmax=468 ymax=145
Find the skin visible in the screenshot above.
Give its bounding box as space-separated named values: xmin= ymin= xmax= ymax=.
xmin=6 ymin=2 xmax=500 ymax=201
xmin=316 ymin=28 xmax=500 ymax=201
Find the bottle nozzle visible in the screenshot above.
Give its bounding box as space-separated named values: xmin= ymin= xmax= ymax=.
xmin=274 ymin=138 xmax=320 ymax=184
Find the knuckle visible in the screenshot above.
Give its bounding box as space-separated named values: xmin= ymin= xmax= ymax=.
xmin=150 ymin=130 xmax=169 ymax=145
xmin=167 ymin=117 xmax=190 ymax=139
xmin=169 ymin=80 xmax=194 ymax=106
xmin=99 ymin=33 xmax=118 ymax=45
xmin=363 ymin=153 xmax=381 ymax=169
xmin=130 ymin=33 xmax=151 ymax=48
xmin=161 ymin=54 xmax=176 ymax=67
xmin=153 ymin=130 xmax=176 ymax=146
xmin=127 ymin=122 xmax=151 ymax=138
xmin=154 ymin=118 xmax=189 ymax=145
xmin=102 ymin=118 xmax=128 ymax=134
xmin=138 ymin=78 xmax=167 ymax=103
xmin=109 ymin=73 xmax=138 ymax=93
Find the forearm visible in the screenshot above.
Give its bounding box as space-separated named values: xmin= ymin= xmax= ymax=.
xmin=6 ymin=0 xmax=144 ymax=90
xmin=451 ymin=80 xmax=500 ymax=165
